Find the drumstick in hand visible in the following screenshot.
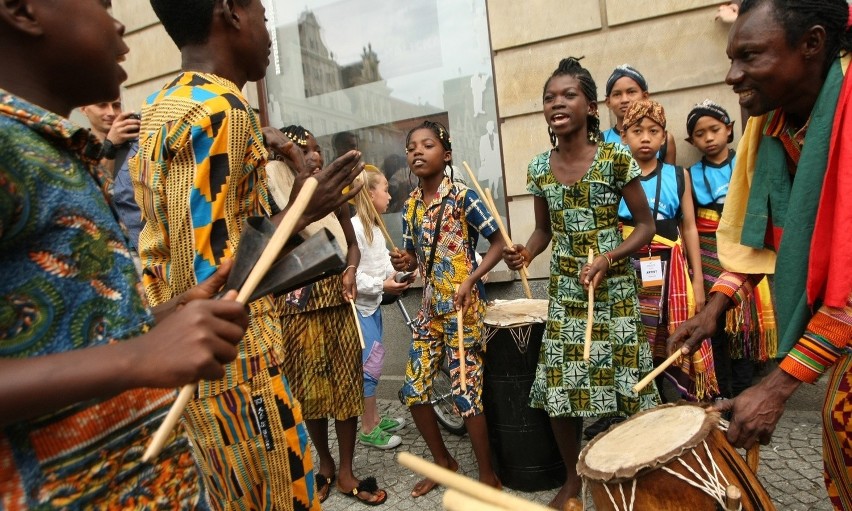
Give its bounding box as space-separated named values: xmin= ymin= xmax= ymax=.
xmin=462 ymin=162 xmax=532 ymax=299
xmin=142 ymin=177 xmax=319 ymax=463
xmin=456 ymin=285 xmax=467 ymax=392
xmin=350 ymin=298 xmax=366 ymax=349
xmin=482 ymin=188 xmax=533 ymax=300
xmin=583 ymin=248 xmax=594 ymax=362
xmin=633 ymin=349 xmax=682 ymax=393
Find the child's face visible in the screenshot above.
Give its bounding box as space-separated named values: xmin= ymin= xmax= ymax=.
xmin=369 ymin=174 xmax=391 ymax=214
xmin=689 ymin=117 xmax=732 ymax=160
xmin=301 ymin=134 xmax=324 ymax=174
xmin=406 ymin=128 xmax=450 ymax=180
xmin=606 ymin=77 xmax=648 ymax=121
xmin=543 ymin=74 xmax=595 ymax=140
xmin=622 ymin=117 xmax=666 ymax=163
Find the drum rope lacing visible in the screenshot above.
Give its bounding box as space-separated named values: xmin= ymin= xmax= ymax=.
xmin=483 ymin=324 xmax=532 ymax=353
xmin=590 ymin=440 xmax=743 ymax=511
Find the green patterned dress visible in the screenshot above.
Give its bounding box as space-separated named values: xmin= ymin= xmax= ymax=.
xmin=527 ymin=142 xmax=660 ymax=418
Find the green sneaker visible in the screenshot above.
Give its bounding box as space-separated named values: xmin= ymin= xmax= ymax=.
xmin=358 ymin=426 xmax=402 ymax=450
xmin=377 ymin=415 xmax=405 ymax=433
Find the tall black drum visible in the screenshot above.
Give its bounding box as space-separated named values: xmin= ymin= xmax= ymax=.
xmin=482 ymin=299 xmax=566 ymax=491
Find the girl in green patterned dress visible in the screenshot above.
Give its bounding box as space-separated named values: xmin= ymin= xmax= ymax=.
xmin=501 ymin=57 xmax=660 ymax=509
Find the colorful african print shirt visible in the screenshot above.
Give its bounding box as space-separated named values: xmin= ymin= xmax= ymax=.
xmin=402 ymin=177 xmax=496 ymax=317
xmin=0 ymin=91 xmax=203 ymax=509
xmin=131 ymin=72 xmax=277 ymax=396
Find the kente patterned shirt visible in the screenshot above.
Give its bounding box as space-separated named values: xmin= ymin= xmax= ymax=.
xmin=131 ymin=72 xmax=277 ymax=396
xmin=402 ymin=176 xmax=496 ymax=317
xmin=0 ymin=91 xmax=203 ymax=509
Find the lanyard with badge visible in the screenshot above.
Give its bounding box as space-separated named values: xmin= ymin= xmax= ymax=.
xmin=639 ymin=169 xmax=664 ymax=287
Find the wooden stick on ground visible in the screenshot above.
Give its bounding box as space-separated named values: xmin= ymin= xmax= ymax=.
xmin=462 ymin=162 xmax=532 ymax=299
xmin=142 ymin=177 xmax=320 ymax=463
xmin=583 ymin=247 xmax=594 ymax=362
xmin=633 ymin=349 xmax=682 ymax=393
xmin=456 ymin=285 xmax=467 ymax=392
xmin=350 ymin=299 xmax=366 ymax=349
xmin=397 ymin=452 xmax=553 ymax=511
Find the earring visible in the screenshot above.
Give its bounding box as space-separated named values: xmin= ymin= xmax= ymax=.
xmin=548 ymin=126 xmax=557 ymax=147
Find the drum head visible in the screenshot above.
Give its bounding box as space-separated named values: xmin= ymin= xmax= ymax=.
xmin=578 ymin=404 xmax=719 ymax=482
xmin=484 ymin=299 xmax=548 ymax=327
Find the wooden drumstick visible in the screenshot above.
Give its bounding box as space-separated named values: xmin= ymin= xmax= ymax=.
xmin=398 ymin=452 xmax=553 ymax=511
xmin=358 ymin=169 xmax=398 ymax=252
xmin=456 ymin=285 xmax=467 ymax=392
xmin=583 ymin=248 xmax=594 ymax=362
xmin=142 ymin=177 xmax=320 ymax=463
xmin=443 ymin=489 xmax=507 ymax=511
xmin=632 ymin=349 xmax=682 ymax=393
xmin=350 ymin=299 xmax=366 ymax=349
xmin=462 ymin=161 xmax=532 ymax=299
xmin=482 ymin=188 xmax=533 ymax=300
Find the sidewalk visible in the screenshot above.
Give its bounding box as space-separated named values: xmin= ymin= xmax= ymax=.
xmin=316 ymin=400 xmax=830 ymax=510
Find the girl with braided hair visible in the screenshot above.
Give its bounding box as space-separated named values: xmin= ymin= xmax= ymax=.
xmin=501 ymin=57 xmax=660 ymax=508
xmin=390 ymin=120 xmax=504 ymax=498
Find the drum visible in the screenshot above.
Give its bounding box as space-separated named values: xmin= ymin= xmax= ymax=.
xmin=577 ymin=404 xmax=775 ymax=511
xmin=481 ymin=299 xmax=565 ymax=492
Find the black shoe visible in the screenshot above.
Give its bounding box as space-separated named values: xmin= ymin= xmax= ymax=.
xmin=583 ymin=416 xmax=626 ymax=441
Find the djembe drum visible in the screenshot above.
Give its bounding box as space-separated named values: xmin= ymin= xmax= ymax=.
xmin=481 ymin=299 xmax=565 ymax=491
xmin=577 ymin=403 xmax=775 ymax=511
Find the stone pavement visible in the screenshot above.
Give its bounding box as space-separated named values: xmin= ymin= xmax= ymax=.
xmin=315 ymin=400 xmax=831 ymax=510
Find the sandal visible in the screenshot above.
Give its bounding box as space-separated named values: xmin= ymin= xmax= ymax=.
xmin=316 ymin=473 xmax=335 ymax=503
xmin=338 ymin=476 xmax=388 ymax=506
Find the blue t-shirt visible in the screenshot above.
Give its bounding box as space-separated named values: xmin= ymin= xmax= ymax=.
xmin=688 ymin=150 xmax=735 ymax=208
xmin=618 ymin=161 xmax=682 ymax=221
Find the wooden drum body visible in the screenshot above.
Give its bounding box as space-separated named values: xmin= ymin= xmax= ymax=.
xmin=577 ymin=404 xmax=775 ymax=511
xmin=481 ymin=299 xmax=565 ymax=491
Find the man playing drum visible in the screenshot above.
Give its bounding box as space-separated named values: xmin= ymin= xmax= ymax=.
xmin=669 ymin=1 xmax=852 ymax=508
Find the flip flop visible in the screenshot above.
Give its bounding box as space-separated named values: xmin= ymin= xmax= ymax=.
xmin=337 ymin=476 xmax=388 ymax=506
xmin=316 ymin=473 xmax=335 ymax=503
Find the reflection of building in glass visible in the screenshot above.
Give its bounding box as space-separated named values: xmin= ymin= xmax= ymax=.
xmin=298 ymin=11 xmax=342 ymax=97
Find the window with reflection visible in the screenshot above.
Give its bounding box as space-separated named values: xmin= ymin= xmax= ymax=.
xmin=263 ymin=0 xmax=505 ymax=246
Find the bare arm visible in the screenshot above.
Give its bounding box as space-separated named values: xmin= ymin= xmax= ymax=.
xmin=678 ymin=172 xmax=705 ymax=311
xmin=456 ymin=230 xmax=505 ymax=313
xmin=0 ymin=291 xmax=247 ymax=426
xmin=502 ymin=195 xmax=552 ymax=270
xmin=337 ymin=204 xmax=361 ymax=301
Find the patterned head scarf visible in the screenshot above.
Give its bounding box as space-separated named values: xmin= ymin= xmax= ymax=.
xmin=686 ymin=99 xmax=734 ymax=142
xmin=605 ymin=64 xmax=648 ymax=97
xmin=622 ymin=99 xmax=666 ymax=131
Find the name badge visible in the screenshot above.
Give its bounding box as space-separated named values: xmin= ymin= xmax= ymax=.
xmin=640 ymin=256 xmax=664 ymax=287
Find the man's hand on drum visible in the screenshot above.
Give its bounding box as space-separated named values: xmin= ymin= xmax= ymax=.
xmin=666 ymin=292 xmax=730 ymax=357
xmin=502 ymin=244 xmax=530 ymax=271
xmin=453 ymin=278 xmax=475 ymax=315
xmin=712 ymin=368 xmax=801 ymax=449
xmin=390 ymin=248 xmax=415 ymax=272
xmin=581 ymin=254 xmax=610 ymax=291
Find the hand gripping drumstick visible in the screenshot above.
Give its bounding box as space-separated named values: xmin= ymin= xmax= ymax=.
xmin=456 ymin=285 xmax=467 ymax=392
xmin=350 ymin=299 xmax=366 ymax=349
xmin=462 ymin=162 xmax=532 ymax=299
xmin=397 ymin=452 xmax=552 ymax=511
xmin=583 ymin=248 xmax=594 ymax=362
xmin=632 ymin=349 xmax=682 ymax=393
xmin=142 ymin=177 xmax=320 ymax=463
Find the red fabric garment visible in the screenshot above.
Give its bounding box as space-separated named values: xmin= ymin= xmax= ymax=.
xmin=807 ymin=65 xmax=852 ymax=308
